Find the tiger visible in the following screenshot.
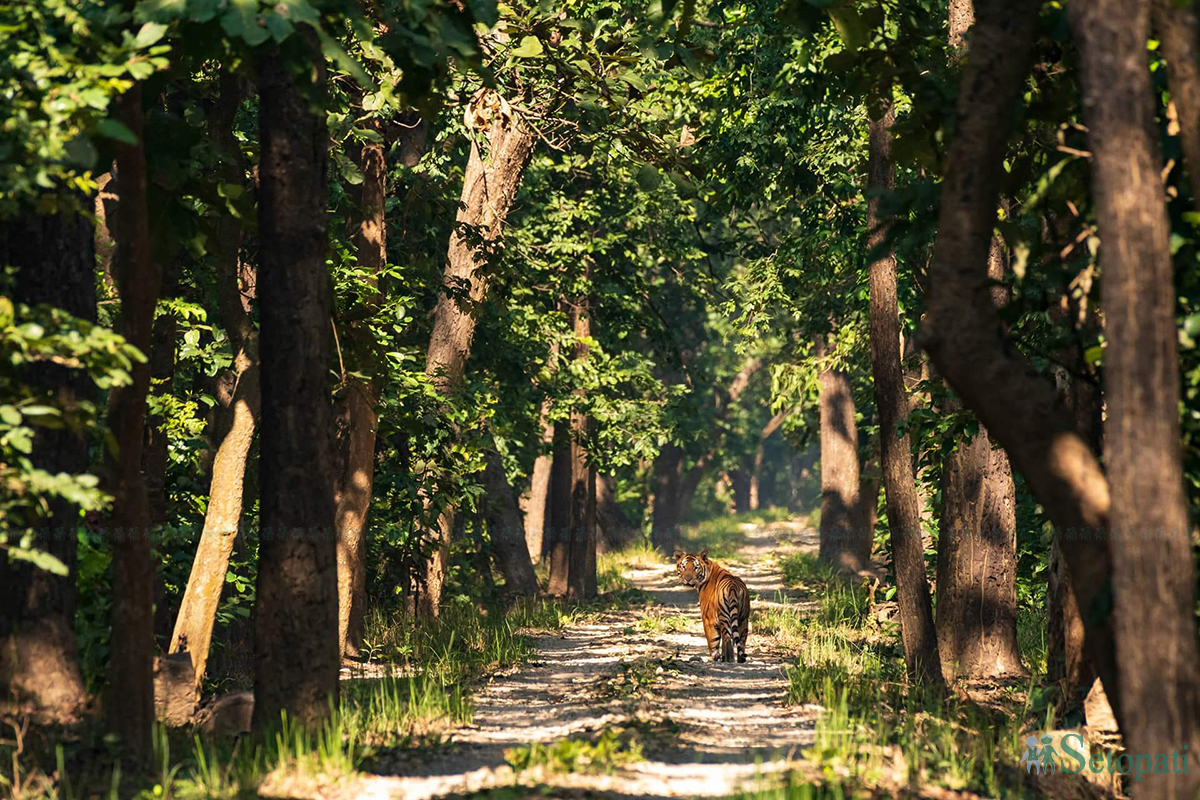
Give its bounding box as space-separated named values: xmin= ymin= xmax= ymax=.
xmin=673 ymin=549 xmax=751 ymax=663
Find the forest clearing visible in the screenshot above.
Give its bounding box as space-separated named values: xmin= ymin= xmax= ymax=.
xmin=6 ymin=0 xmax=1200 ymax=796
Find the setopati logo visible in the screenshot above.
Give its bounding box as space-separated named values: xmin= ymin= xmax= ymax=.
xmin=1020 ymin=734 xmax=1190 ymax=783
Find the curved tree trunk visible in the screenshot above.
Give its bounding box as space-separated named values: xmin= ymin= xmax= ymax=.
xmin=106 ymin=82 xmax=162 ymax=758
xmin=1070 ymin=0 xmax=1200 ymax=791
xmin=169 ymin=73 xmax=259 ymax=694
xmin=419 ymin=90 xmax=534 ymax=618
xmin=867 ymin=102 xmax=942 ymax=688
xmin=481 ymin=450 xmax=538 ymax=596
xmin=252 ymin=32 xmax=339 ymax=729
xmin=0 ymin=201 xmax=95 ymax=725
xmin=816 ymin=336 xmax=868 ymax=572
xmin=920 ymin=0 xmax=1123 ymax=730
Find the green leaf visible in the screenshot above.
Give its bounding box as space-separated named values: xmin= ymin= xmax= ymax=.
xmin=619 ymin=70 xmax=648 ymax=92
xmin=636 ymin=165 xmax=662 ymax=191
xmin=0 ymin=405 xmax=20 ymax=425
xmin=7 ymin=546 xmax=68 ymax=576
xmin=512 ymin=36 xmax=544 ymax=58
xmin=312 ymin=23 xmax=376 ymax=89
xmin=134 ymin=22 xmax=169 ymax=48
xmin=827 ymin=7 xmax=868 ymax=52
xmin=94 ymin=119 xmax=138 ymax=145
xmin=1084 ymin=344 xmax=1104 ymax=365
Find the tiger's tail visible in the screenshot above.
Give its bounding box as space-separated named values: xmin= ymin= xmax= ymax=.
xmin=719 ymin=587 xmax=740 ymax=662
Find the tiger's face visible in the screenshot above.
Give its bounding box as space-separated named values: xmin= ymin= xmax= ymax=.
xmin=674 ymin=549 xmax=710 ymax=587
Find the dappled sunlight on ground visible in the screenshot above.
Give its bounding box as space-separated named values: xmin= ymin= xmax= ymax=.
xmin=348 ymin=516 xmax=821 ymax=798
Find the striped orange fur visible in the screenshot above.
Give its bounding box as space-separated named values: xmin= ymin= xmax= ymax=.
xmin=673 ymin=549 xmax=750 ymax=663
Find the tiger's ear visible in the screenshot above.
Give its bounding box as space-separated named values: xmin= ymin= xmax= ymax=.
xmin=700 ymin=550 xmax=709 ymax=561
xmin=672 ymin=549 xmax=684 ymax=561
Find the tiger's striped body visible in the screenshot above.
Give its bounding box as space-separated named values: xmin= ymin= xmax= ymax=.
xmin=673 ymin=549 xmax=750 ymax=663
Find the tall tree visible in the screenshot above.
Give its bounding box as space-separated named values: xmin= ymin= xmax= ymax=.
xmin=920 ymin=0 xmax=1123 ymax=729
xmin=1070 ymin=0 xmax=1200 ymax=790
xmin=480 ymin=449 xmax=538 ymax=595
xmin=866 ymin=100 xmax=941 ymax=687
xmin=334 ymin=118 xmax=387 ymax=658
xmin=933 ymin=0 xmax=1022 ymax=683
xmin=419 ymin=89 xmax=534 ymax=617
xmin=567 ymin=293 xmax=597 ymax=598
xmin=106 ymin=82 xmax=162 ymax=758
xmin=546 ymin=420 xmax=572 ymax=596
xmin=520 ymin=338 xmax=561 ymax=564
xmin=169 ymin=74 xmax=260 ymax=692
xmin=252 ymin=31 xmax=339 ymax=728
xmin=0 ymin=201 xmax=94 ymax=725
xmin=815 ymin=337 xmax=869 ymax=572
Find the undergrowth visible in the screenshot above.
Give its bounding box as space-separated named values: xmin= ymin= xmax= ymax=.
xmin=756 ymin=549 xmax=1070 ymax=799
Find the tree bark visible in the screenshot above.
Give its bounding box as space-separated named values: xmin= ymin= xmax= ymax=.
xmin=169 ymin=73 xmax=259 ymax=694
xmin=520 ymin=338 xmax=561 ymax=564
xmin=867 ymin=102 xmax=942 ymax=688
xmin=567 ymin=297 xmax=596 ymax=598
xmin=1153 ymin=0 xmax=1200 ymax=191
xmin=920 ymin=0 xmax=1123 ymax=730
xmin=105 ymin=82 xmax=162 ymax=759
xmin=419 ymin=89 xmax=534 ymax=618
xmin=1071 ymin=0 xmax=1200 ymax=792
xmin=816 ymin=337 xmax=868 ymax=572
xmin=333 ymin=380 xmax=377 ymax=658
xmin=546 ymin=421 xmax=572 ymax=596
xmin=650 ymin=443 xmax=684 ymax=553
xmin=253 ymin=33 xmax=339 ymax=729
xmin=0 ymin=200 xmax=95 ymax=725
xmin=596 ymin=474 xmax=636 ymax=553
xmin=480 ymin=450 xmax=538 ymax=595
xmin=334 ymin=122 xmax=387 ymax=658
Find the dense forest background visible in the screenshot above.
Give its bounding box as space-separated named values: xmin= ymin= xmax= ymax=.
xmin=5 ymin=0 xmax=1200 ymax=796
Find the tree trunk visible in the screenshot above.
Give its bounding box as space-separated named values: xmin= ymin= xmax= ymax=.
xmin=934 ymin=0 xmax=1023 ymax=686
xmin=567 ymin=297 xmax=596 ymax=598
xmin=106 ymin=82 xmax=162 ymax=759
xmin=935 ymin=423 xmax=1022 ymax=681
xmin=169 ymin=73 xmax=259 ymax=694
xmin=867 ymin=102 xmax=942 ymax=688
xmin=419 ymin=89 xmax=534 ymax=618
xmin=1071 ymin=0 xmax=1200 ymax=791
xmin=522 ymin=401 xmax=555 ymax=565
xmin=856 ymin=433 xmax=881 ymax=549
xmin=0 ymin=201 xmax=95 ymax=725
xmin=650 ymin=443 xmax=684 ymax=553
xmin=596 ymin=474 xmax=636 ymax=553
xmin=480 ymin=450 xmax=538 ymax=595
xmin=920 ymin=0 xmax=1125 ymax=722
xmin=546 ymin=421 xmax=572 ymax=596
xmin=816 ymin=338 xmax=869 ymax=572
xmin=334 ymin=122 xmax=387 ymax=658
xmin=333 ymin=380 xmax=377 ymax=659
xmin=676 ymin=461 xmax=706 ymax=525
xmin=521 ymin=338 xmax=561 ymax=564
xmin=1154 ymin=0 xmax=1200 ymax=190
xmin=252 ymin=33 xmax=339 ymax=729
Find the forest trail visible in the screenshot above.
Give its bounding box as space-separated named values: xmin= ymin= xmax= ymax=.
xmin=354 ymin=521 xmax=821 ymax=799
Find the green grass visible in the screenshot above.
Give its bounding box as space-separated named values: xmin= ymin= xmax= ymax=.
xmin=505 ymin=728 xmax=644 ymax=775
xmin=760 ymin=552 xmax=1061 ymax=798
xmin=677 ymin=507 xmax=792 ymax=560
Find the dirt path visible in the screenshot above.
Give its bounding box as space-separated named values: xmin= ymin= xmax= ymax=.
xmin=354 ymin=521 xmax=821 ymax=799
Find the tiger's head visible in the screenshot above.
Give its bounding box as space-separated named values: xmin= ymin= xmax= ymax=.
xmin=673 ymin=549 xmax=710 ymax=587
